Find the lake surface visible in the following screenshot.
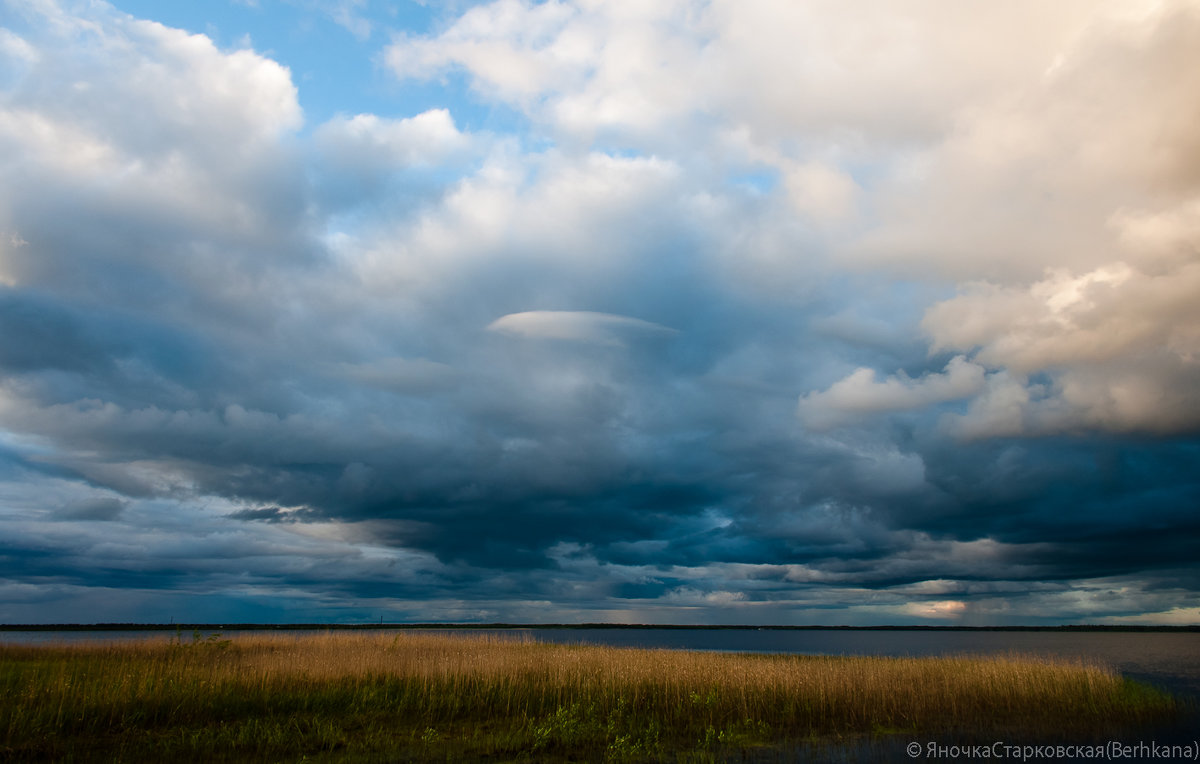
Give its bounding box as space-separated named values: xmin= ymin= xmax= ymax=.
xmin=4 ymin=627 xmax=1198 ymax=699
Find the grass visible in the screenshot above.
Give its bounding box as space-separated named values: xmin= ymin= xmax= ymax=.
xmin=0 ymin=631 xmax=1181 ymax=762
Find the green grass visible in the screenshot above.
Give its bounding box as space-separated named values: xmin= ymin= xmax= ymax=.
xmin=0 ymin=631 xmax=1181 ymax=762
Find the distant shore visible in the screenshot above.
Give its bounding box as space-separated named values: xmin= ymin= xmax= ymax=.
xmin=1 ymin=621 xmax=1197 ymax=631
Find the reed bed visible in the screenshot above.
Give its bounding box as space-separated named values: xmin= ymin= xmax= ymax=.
xmin=0 ymin=631 xmax=1179 ymax=761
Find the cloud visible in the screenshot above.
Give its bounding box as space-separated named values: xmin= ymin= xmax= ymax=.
xmin=0 ymin=2 xmax=310 ymax=329
xmin=326 ymin=0 xmax=372 ymax=40
xmin=57 ymin=497 xmax=127 ymax=521
xmin=315 ymin=109 xmax=471 ymax=171
xmin=0 ymin=28 xmax=38 ymax=66
xmin=487 ymin=310 xmax=678 ymax=345
xmin=338 ymin=357 xmax=458 ymax=395
xmin=798 ymin=356 xmax=986 ymax=429
xmin=0 ymin=0 xmax=1196 ymax=625
xmin=903 ymin=599 xmax=967 ymax=619
xmin=922 ymin=261 xmax=1200 ymax=435
xmin=793 ymin=1 xmax=1200 ymax=440
xmin=385 ymin=0 xmax=583 ymax=105
xmin=380 ymin=1 xmax=1159 ymax=164
xmin=849 ymin=0 xmax=1200 ymax=277
xmin=225 ymin=505 xmax=312 ymax=523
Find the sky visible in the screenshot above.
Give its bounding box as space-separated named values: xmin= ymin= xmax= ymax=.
xmin=0 ymin=0 xmax=1198 ymax=626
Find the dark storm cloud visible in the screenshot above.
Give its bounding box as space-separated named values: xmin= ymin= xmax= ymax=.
xmin=225 ymin=506 xmax=300 ymax=523
xmin=57 ymin=497 xmax=127 ymax=521
xmin=0 ymin=291 xmax=116 ymax=375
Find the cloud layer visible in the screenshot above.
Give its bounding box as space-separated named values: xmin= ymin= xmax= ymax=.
xmin=0 ymin=0 xmax=1197 ymax=625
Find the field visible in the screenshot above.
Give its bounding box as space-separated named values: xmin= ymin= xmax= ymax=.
xmin=0 ymin=631 xmax=1180 ymax=761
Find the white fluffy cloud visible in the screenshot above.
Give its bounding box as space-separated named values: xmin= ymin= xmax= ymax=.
xmin=853 ymin=0 xmax=1200 ymax=281
xmin=783 ymin=0 xmax=1200 ymax=437
xmin=384 ymin=0 xmax=1105 ymax=151
xmin=924 ymin=264 xmax=1200 ymax=372
xmin=806 ymin=251 xmax=1200 ymax=435
xmin=0 ymin=1 xmax=306 ymax=300
xmin=315 ymin=109 xmax=470 ymax=170
xmin=798 ymin=356 xmax=985 ymax=429
xmin=329 ymin=149 xmax=690 ymax=302
xmin=5 ymin=10 xmax=300 ymax=154
xmin=386 ymin=0 xmax=582 ymax=104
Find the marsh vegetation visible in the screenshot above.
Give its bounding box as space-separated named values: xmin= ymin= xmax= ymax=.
xmin=0 ymin=631 xmax=1180 ymax=761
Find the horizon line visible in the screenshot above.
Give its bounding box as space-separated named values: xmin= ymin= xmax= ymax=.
xmin=2 ymin=622 xmax=1197 ymax=632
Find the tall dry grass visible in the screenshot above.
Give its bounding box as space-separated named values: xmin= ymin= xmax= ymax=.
xmin=0 ymin=631 xmax=1178 ymax=761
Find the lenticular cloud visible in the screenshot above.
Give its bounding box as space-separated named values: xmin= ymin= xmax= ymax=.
xmin=488 ymin=311 xmax=678 ymax=345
